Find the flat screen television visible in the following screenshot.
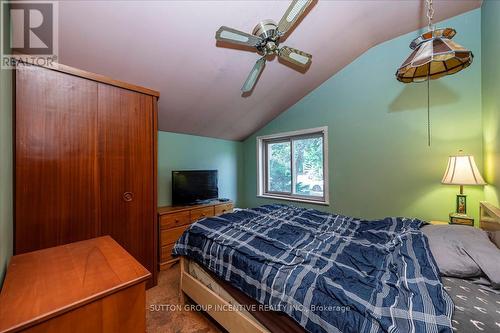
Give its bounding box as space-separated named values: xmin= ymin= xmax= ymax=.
xmin=172 ymin=170 xmax=218 ymax=205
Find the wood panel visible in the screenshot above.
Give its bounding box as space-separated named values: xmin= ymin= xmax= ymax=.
xmin=190 ymin=206 xmax=215 ymax=222
xmin=152 ymin=96 xmax=159 ymax=287
xmin=98 ymin=83 xmax=156 ymax=287
xmin=480 ymin=201 xmax=500 ymax=231
xmin=15 ymin=66 xmax=100 ymax=254
xmin=160 ymin=244 xmax=175 ymax=262
xmin=215 ymin=203 xmax=234 ymax=216
xmin=181 ymin=260 xmax=268 ymax=333
xmin=160 ymin=211 xmax=191 ymax=229
xmin=10 ymin=57 xmax=160 ymax=97
xmin=0 ymin=236 xmax=150 ymax=333
xmin=158 ymin=201 xmax=233 ymax=270
xmin=161 ymin=225 xmax=190 ymax=246
xmin=21 ymin=283 xmax=146 ymax=333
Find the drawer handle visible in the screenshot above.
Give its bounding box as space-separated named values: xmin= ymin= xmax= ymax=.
xmin=175 ymin=219 xmax=179 ymax=223
xmin=122 ymin=192 xmax=134 ymax=202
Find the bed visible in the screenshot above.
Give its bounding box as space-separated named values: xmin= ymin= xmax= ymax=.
xmin=173 ymin=202 xmax=500 ymax=333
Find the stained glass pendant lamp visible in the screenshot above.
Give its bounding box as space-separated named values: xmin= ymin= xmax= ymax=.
xmin=395 ymin=0 xmax=473 ymax=145
xmin=396 ymin=28 xmax=473 ymax=83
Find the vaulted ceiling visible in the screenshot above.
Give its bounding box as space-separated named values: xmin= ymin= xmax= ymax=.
xmin=58 ymin=0 xmax=481 ymax=141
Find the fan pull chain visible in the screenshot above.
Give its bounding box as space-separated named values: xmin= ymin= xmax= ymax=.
xmin=427 ymin=77 xmax=431 ymax=147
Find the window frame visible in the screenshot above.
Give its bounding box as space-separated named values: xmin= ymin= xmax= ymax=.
xmin=256 ymin=126 xmax=329 ymax=205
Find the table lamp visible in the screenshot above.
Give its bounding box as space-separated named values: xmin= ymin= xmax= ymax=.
xmin=441 ymin=150 xmax=486 ymax=224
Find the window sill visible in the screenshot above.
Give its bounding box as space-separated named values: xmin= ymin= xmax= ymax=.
xmin=257 ymin=194 xmax=330 ymax=206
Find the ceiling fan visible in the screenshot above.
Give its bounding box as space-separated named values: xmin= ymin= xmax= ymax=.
xmin=215 ymin=0 xmax=314 ymax=93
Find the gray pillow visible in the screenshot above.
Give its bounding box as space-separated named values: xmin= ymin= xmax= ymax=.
xmin=422 ymin=224 xmax=500 ymax=289
xmin=487 ymin=230 xmax=500 ymax=249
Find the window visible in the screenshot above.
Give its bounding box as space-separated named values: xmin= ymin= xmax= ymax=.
xmin=257 ymin=127 xmax=329 ymax=205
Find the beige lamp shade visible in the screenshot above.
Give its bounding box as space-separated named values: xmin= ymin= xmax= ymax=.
xmin=441 ymin=153 xmax=486 ymax=185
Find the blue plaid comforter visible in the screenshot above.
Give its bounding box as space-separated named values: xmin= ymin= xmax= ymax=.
xmin=173 ymin=204 xmax=453 ymax=333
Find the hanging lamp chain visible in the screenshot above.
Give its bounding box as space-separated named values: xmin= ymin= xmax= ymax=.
xmin=426 ymin=0 xmax=435 ymax=31
xmin=427 ymin=79 xmax=431 ymax=146
xmin=426 ymin=0 xmax=434 ymax=146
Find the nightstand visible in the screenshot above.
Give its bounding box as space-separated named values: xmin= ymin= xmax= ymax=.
xmin=449 ymin=213 xmax=474 ymax=226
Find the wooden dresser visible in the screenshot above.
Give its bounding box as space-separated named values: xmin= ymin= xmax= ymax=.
xmin=14 ymin=63 xmax=158 ymax=288
xmin=0 ymin=236 xmax=150 ymax=333
xmin=158 ymin=200 xmax=234 ymax=270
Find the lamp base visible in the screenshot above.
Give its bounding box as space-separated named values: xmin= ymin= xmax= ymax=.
xmin=456 ymin=193 xmax=467 ymax=214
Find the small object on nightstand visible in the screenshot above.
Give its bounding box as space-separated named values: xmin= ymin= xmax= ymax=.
xmin=449 ymin=213 xmax=474 ymax=226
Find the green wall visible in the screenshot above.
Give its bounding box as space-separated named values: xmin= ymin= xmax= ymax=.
xmin=241 ymin=9 xmax=484 ymax=223
xmin=0 ymin=67 xmax=13 ymax=284
xmin=0 ymin=6 xmax=494 ymax=287
xmin=481 ymin=0 xmax=500 ymax=207
xmin=158 ymin=131 xmax=244 ymax=207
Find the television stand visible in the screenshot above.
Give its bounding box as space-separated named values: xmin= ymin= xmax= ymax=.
xmin=189 ymin=199 xmax=212 ymax=206
xmin=157 ymin=200 xmax=234 ymax=270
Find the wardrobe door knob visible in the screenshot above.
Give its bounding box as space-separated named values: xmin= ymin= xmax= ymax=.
xmin=122 ymin=192 xmax=134 ymax=202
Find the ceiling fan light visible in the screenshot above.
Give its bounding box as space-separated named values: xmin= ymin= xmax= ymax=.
xmin=396 ymin=28 xmax=473 ymax=83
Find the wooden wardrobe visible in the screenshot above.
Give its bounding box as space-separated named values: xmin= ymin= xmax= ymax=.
xmin=14 ymin=63 xmax=158 ymax=287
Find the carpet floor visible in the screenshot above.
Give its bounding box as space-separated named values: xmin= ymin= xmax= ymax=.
xmin=146 ymin=264 xmax=224 ymax=333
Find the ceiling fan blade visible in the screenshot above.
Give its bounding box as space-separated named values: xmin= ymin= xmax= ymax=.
xmin=242 ymin=57 xmax=266 ymax=93
xmin=215 ymin=26 xmax=263 ymax=48
xmin=279 ymin=46 xmax=312 ymax=67
xmin=277 ymin=0 xmax=314 ymax=36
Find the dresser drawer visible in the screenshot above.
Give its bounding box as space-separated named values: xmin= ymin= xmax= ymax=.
xmin=214 ymin=203 xmax=233 ymax=216
xmin=160 ymin=211 xmax=190 ymax=230
xmin=161 ymin=225 xmax=190 ymax=246
xmin=160 ymin=243 xmax=175 ymax=262
xmin=190 ymin=206 xmax=215 ymax=222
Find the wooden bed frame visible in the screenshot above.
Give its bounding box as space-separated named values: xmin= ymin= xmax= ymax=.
xmin=480 ymin=201 xmax=500 ymax=231
xmin=178 ymin=202 xmax=500 ymax=333
xmin=179 ymin=258 xmax=269 ymax=333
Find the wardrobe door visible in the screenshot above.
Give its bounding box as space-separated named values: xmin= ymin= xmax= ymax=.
xmin=98 ymin=84 xmax=156 ymax=287
xmin=15 ymin=66 xmax=100 ymax=254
